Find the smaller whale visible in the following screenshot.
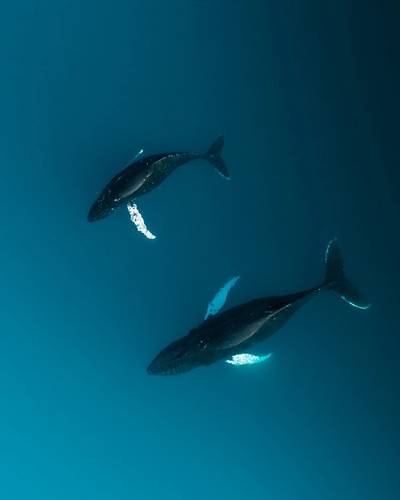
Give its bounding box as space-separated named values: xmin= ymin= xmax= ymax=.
xmin=88 ymin=136 xmax=229 ymax=222
xmin=147 ymin=240 xmax=370 ymax=376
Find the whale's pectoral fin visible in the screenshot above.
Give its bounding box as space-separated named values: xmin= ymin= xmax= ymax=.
xmin=127 ymin=202 xmax=156 ymax=240
xmin=204 ymin=276 xmax=240 ymax=319
xmin=225 ymin=353 xmax=272 ymax=366
xmin=131 ymin=148 xmax=144 ymax=163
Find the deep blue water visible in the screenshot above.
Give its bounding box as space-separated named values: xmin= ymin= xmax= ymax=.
xmin=1 ymin=1 xmax=399 ymax=499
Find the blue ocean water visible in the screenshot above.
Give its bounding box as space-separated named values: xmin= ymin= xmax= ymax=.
xmin=1 ymin=1 xmax=399 ymax=499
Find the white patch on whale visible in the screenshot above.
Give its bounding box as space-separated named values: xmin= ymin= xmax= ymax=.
xmin=127 ymin=202 xmax=156 ymax=240
xmin=225 ymin=353 xmax=272 ymax=366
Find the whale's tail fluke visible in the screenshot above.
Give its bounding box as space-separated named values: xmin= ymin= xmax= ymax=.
xmin=324 ymin=239 xmax=371 ymax=309
xmin=206 ymin=136 xmax=230 ymax=180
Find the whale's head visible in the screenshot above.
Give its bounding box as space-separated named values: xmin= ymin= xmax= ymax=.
xmin=87 ymin=190 xmax=116 ymax=222
xmin=147 ymin=333 xmax=209 ymax=375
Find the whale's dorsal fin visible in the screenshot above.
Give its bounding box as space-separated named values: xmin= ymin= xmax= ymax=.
xmin=204 ymin=276 xmax=240 ymax=320
xmin=225 ymin=353 xmax=272 ymax=366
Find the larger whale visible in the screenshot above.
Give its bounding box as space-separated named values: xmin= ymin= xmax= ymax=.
xmin=147 ymin=241 xmax=370 ymax=375
xmin=88 ymin=136 xmax=229 ymax=222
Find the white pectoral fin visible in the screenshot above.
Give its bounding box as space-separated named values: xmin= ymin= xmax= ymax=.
xmin=204 ymin=276 xmax=240 ymax=319
xmin=226 ymin=353 xmax=272 ymax=366
xmin=131 ymin=148 xmax=144 ymax=163
xmin=127 ymin=203 xmax=156 ymax=240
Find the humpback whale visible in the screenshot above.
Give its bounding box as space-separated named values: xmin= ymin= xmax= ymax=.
xmin=87 ymin=136 xmax=229 ymax=222
xmin=147 ymin=240 xmax=370 ymax=375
